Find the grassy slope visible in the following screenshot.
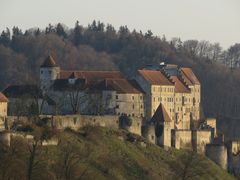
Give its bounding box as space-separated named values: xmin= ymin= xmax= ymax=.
xmin=45 ymin=127 xmax=234 ymax=180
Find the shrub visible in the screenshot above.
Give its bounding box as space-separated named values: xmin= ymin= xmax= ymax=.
xmin=119 ymin=114 xmax=132 ymax=127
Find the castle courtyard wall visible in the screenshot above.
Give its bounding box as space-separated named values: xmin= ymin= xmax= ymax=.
xmin=192 ymin=130 xmax=212 ymax=154
xmin=171 ymin=130 xmax=192 ymax=150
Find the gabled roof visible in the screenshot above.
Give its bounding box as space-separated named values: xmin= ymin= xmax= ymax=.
xmin=170 ymin=76 xmax=190 ymax=93
xmin=150 ymin=103 xmax=171 ymax=123
xmin=180 ymin=68 xmax=200 ymax=85
xmin=69 ymin=72 xmax=77 ymax=79
xmin=90 ymin=78 xmax=145 ymax=94
xmin=0 ymin=92 xmax=8 ymax=102
xmin=40 ymin=55 xmax=58 ymax=68
xmin=52 ymin=79 xmax=86 ymax=91
xmin=60 ymin=71 xmax=124 ymax=82
xmin=138 ymin=70 xmax=173 ymax=86
xmin=3 ymin=85 xmax=42 ymax=98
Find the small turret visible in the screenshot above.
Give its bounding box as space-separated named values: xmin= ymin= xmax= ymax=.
xmin=40 ymin=55 xmax=60 ymax=92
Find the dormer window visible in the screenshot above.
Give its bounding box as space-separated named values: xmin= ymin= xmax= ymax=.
xmin=69 ymin=78 xmax=76 ymax=84
xmin=68 ymin=72 xmax=77 ymax=84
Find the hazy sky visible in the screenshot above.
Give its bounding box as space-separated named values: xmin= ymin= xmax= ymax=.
xmin=1 ymin=0 xmax=239 ymax=49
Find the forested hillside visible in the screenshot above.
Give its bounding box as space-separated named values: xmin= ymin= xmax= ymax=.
xmin=0 ymin=21 xmax=240 ymax=138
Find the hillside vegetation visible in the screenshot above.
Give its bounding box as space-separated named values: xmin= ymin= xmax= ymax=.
xmin=0 ymin=126 xmax=233 ymax=180
xmin=0 ymin=21 xmax=240 ymax=138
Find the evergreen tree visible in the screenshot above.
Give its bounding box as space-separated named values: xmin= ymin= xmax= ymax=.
xmin=73 ymin=21 xmax=83 ymax=46
xmin=56 ymin=23 xmax=67 ymax=38
xmin=0 ymin=28 xmax=11 ymax=46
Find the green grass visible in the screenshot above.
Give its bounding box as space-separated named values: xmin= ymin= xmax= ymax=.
xmin=43 ymin=126 xmax=234 ymax=180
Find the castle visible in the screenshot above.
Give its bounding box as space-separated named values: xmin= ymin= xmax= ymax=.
xmin=1 ymin=55 xmax=240 ymax=173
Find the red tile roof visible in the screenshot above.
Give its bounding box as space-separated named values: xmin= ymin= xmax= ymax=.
xmin=151 ymin=103 xmax=171 ymax=123
xmin=170 ymin=76 xmax=190 ymax=93
xmin=138 ymin=70 xmax=173 ymax=86
xmin=0 ymin=92 xmax=8 ymax=102
xmin=180 ymin=68 xmax=200 ymax=85
xmin=40 ymin=55 xmax=58 ymax=68
xmin=91 ymin=78 xmax=145 ymax=94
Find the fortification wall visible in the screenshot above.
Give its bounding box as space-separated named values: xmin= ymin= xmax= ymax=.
xmin=192 ymin=130 xmax=212 ymax=154
xmin=5 ymin=115 xmax=142 ymax=136
xmin=0 ymin=131 xmax=11 ymax=146
xmin=48 ymin=115 xmax=142 ymax=135
xmin=231 ymin=141 xmax=240 ymax=155
xmin=0 ymin=117 xmax=5 ymax=131
xmin=172 ymin=130 xmax=192 ymax=150
xmin=206 ymin=118 xmax=217 ymax=137
xmin=0 ymin=131 xmax=34 ymax=146
xmin=142 ymin=125 xmax=156 ymax=144
xmin=205 ymin=144 xmax=228 ymax=170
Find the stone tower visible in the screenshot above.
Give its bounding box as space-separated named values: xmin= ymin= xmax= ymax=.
xmin=40 ymin=55 xmax=60 ymax=92
xmin=150 ymin=103 xmax=173 ymax=148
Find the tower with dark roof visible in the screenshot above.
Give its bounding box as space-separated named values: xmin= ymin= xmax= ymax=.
xmin=40 ymin=55 xmax=60 ymax=92
xmin=150 ymin=103 xmax=173 ymax=148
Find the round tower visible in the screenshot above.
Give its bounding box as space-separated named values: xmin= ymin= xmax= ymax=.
xmin=40 ymin=55 xmax=60 ymax=92
xmin=205 ymin=144 xmax=228 ymax=170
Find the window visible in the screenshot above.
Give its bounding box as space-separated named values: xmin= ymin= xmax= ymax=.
xmin=40 ymin=70 xmax=43 ymax=74
xmin=140 ymin=104 xmax=143 ymax=109
xmin=132 ymin=96 xmax=134 ymax=100
xmin=116 ymin=105 xmax=119 ymax=109
xmin=140 ymin=96 xmax=142 ymax=100
xmin=132 ymin=104 xmax=135 ymax=109
xmin=132 ymin=113 xmax=135 ymax=117
xmin=116 ymin=95 xmax=118 ymax=99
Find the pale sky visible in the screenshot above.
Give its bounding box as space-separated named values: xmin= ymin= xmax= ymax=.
xmin=0 ymin=0 xmax=239 ymax=49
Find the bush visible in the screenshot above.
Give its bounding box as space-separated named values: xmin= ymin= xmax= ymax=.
xmin=119 ymin=114 xmax=132 ymax=127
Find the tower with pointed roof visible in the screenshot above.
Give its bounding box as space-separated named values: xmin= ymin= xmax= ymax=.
xmin=150 ymin=103 xmax=173 ymax=147
xmin=40 ymin=55 xmax=60 ymax=92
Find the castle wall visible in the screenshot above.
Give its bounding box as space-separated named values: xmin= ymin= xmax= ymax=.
xmin=231 ymin=141 xmax=240 ymax=155
xmin=171 ymin=129 xmax=192 ymax=150
xmin=205 ymin=144 xmax=228 ymax=170
xmin=5 ymin=115 xmax=142 ymax=135
xmin=192 ymin=130 xmax=212 ymax=154
xmin=0 ymin=102 xmax=7 ymax=117
xmin=0 ymin=117 xmax=5 ymax=131
xmin=206 ymin=118 xmax=217 ymax=137
xmin=0 ymin=131 xmax=10 ymax=146
xmin=142 ymin=125 xmax=156 ymax=144
xmin=48 ymin=115 xmax=142 ymax=135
